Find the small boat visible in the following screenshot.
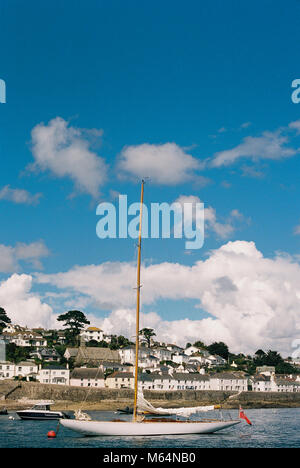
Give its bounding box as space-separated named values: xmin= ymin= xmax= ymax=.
xmin=116 ymin=406 xmax=133 ymax=414
xmin=17 ymin=401 xmax=70 ymax=420
xmin=0 ymin=408 xmax=8 ymax=415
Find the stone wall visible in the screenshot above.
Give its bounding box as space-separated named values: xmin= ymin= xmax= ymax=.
xmin=1 ymin=381 xmax=300 ymax=408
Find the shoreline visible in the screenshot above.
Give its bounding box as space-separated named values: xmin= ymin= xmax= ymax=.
xmin=1 ymin=381 xmax=300 ymax=411
xmin=1 ymin=399 xmax=300 ymax=412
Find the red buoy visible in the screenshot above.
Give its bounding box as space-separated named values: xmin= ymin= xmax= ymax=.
xmin=47 ymin=430 xmax=56 ymax=438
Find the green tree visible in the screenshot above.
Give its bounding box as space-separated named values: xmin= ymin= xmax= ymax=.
xmin=117 ymin=335 xmax=132 ymax=348
xmin=0 ymin=307 xmax=11 ymax=334
xmin=86 ymin=339 xmax=100 ymax=347
xmin=6 ymin=343 xmax=30 ymax=363
xmin=139 ymin=328 xmax=156 ymax=348
xmin=207 ymin=342 xmax=229 ymax=360
xmin=57 ymin=310 xmax=90 ymax=346
xmin=255 ymin=349 xmax=266 ymax=358
xmin=193 ymin=341 xmax=207 ymax=350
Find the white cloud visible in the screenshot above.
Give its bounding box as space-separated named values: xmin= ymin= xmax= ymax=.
xmin=289 ymin=120 xmax=300 ymax=134
xmin=240 ymin=122 xmax=252 ymax=129
xmin=36 ymin=240 xmax=300 ymax=355
xmin=293 ymin=224 xmax=300 ymax=236
xmin=174 ymin=195 xmax=244 ymax=239
xmin=0 ymin=241 xmax=50 ymax=273
xmin=0 ymin=274 xmax=54 ymax=329
xmin=211 ymin=129 xmax=298 ymax=168
xmin=30 ymin=117 xmax=108 ymax=198
xmin=117 ymin=143 xmax=205 ymax=185
xmin=0 ymin=186 xmax=42 ymax=205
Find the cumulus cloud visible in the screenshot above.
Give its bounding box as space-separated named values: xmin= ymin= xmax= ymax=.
xmin=0 ymin=186 xmax=42 ymax=205
xmin=211 ymin=130 xmax=298 ymax=168
xmin=30 ymin=117 xmax=107 ymax=198
xmin=117 ymin=143 xmax=205 ymax=185
xmin=0 ymin=241 xmax=50 ymax=273
xmin=0 ymin=274 xmax=54 ymax=329
xmin=289 ymin=120 xmax=300 ymax=134
xmin=36 ymin=240 xmax=300 ymax=354
xmin=175 ymin=195 xmax=245 ymax=239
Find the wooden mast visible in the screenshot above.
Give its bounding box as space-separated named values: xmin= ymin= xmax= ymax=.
xmin=133 ymin=180 xmax=145 ymax=422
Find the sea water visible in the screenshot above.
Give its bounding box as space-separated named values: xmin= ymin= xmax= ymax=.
xmin=0 ymin=408 xmax=299 ymax=448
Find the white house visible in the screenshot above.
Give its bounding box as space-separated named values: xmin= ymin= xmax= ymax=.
xmin=275 ymin=378 xmax=300 ymax=392
xmin=166 ymin=344 xmax=184 ymax=354
xmin=0 ymin=361 xmax=39 ymax=380
xmin=184 ymin=346 xmax=203 ymax=356
xmin=2 ymin=331 xmax=47 ymax=348
xmin=0 ymin=361 xmax=15 ymax=379
xmin=150 ymin=373 xmax=175 ymax=391
xmin=251 ymin=374 xmax=275 ymax=392
xmin=139 ymin=355 xmax=160 ymax=369
xmin=105 ymin=372 xmax=134 ymax=389
xmin=172 ymin=352 xmax=190 ymax=365
xmin=210 ymin=373 xmax=248 ymax=392
xmin=252 ymin=374 xmax=300 ymax=392
xmin=119 ymin=346 xmax=158 ymax=368
xmin=152 ymin=347 xmax=173 ymax=362
xmin=15 ymin=361 xmax=39 ymax=379
xmin=256 ymin=366 xmax=275 ymax=377
xmin=173 ymin=373 xmax=210 ymax=391
xmin=119 ymin=346 xmax=136 ymax=364
xmin=37 ymin=365 xmax=70 ymax=385
xmin=70 ymin=368 xmax=105 ymax=388
xmin=80 ymin=327 xmax=104 ymax=343
xmin=139 ymin=373 xmax=155 ymax=391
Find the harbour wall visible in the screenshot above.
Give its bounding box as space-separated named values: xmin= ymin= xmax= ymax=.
xmin=1 ymin=380 xmax=300 ymax=408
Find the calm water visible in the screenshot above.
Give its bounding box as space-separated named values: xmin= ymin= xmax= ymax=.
xmin=0 ymin=408 xmax=299 ymax=448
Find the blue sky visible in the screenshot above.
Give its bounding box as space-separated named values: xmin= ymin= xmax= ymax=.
xmin=1 ymin=1 xmax=300 ymax=353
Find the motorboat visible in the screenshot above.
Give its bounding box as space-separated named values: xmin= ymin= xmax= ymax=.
xmin=17 ymin=401 xmax=70 ymax=420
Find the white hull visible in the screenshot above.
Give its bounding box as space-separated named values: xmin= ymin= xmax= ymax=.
xmin=60 ymin=418 xmax=240 ymax=436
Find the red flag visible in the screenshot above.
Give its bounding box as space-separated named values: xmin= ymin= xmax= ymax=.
xmin=239 ymin=406 xmax=252 ymax=425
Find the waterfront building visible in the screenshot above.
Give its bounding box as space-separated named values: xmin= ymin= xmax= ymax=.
xmin=37 ymin=364 xmax=70 ymax=385
xmin=105 ymin=371 xmax=134 ymax=389
xmin=70 ymin=367 xmax=105 ymax=387
xmin=0 ymin=361 xmax=15 ymax=379
xmin=173 ymin=373 xmax=210 ymax=391
xmin=209 ymin=373 xmax=248 ymax=392
xmin=14 ymin=361 xmax=39 ymax=380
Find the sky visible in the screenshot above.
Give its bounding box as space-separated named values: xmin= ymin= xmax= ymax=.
xmin=1 ymin=0 xmax=300 ymax=355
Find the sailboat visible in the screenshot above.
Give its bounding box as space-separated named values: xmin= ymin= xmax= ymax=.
xmin=60 ymin=181 xmax=241 ymax=436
